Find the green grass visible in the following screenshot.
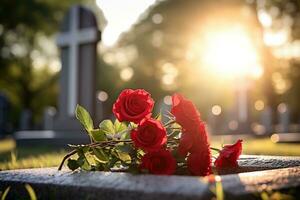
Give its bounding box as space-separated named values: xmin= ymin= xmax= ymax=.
xmin=0 ymin=138 xmax=67 ymax=170
xmin=0 ymin=137 xmax=300 ymax=170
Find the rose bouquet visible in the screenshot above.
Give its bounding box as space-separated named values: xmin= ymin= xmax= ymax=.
xmin=59 ymin=89 xmax=242 ymax=176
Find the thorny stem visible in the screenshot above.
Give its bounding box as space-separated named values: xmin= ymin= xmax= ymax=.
xmin=58 ymin=149 xmax=77 ymax=170
xmin=167 ymin=127 xmax=181 ymax=130
xmin=89 ymin=139 xmax=132 ymax=148
xmin=164 ymin=120 xmax=176 ymax=127
xmin=210 ymin=147 xmax=221 ymax=152
xmin=58 ymin=139 xmax=132 ymax=171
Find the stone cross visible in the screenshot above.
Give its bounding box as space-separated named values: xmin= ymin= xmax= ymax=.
xmin=53 ymin=5 xmax=100 ymax=131
xmin=56 ymin=5 xmax=100 ymax=117
xmin=14 ymin=5 xmax=101 ymax=146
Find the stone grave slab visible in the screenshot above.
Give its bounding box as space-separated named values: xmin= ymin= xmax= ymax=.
xmin=13 ymin=130 xmax=89 ymax=147
xmin=0 ymin=155 xmax=300 ymax=200
xmin=219 ymin=155 xmax=300 ymax=174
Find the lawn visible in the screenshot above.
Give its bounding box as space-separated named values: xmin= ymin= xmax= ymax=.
xmin=0 ymin=138 xmax=67 ymax=170
xmin=0 ymin=137 xmax=300 ymax=170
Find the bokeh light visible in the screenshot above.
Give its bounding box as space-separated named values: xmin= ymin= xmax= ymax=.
xmin=163 ymin=95 xmax=172 ymax=105
xmin=120 ymin=67 xmax=134 ymax=81
xmin=254 ymin=100 xmax=265 ymax=111
xmin=211 ymin=105 xmax=222 ymax=116
xmin=97 ymin=91 xmax=109 ymax=102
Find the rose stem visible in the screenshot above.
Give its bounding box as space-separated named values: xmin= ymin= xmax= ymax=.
xmin=164 ymin=120 xmax=176 ymax=127
xmin=58 ymin=149 xmax=77 ymax=170
xmin=210 ymin=147 xmax=221 ymax=152
xmin=58 ymin=139 xmax=132 ymax=170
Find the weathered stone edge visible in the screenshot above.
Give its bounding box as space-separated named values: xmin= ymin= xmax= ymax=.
xmin=0 ymin=166 xmax=300 ymax=200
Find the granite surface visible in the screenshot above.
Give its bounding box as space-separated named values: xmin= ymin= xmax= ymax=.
xmin=0 ymin=155 xmax=299 ymax=200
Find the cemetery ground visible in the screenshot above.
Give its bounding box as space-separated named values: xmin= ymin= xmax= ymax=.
xmin=1 ymin=137 xmax=300 ymax=170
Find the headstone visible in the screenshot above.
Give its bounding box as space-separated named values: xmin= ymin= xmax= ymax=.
xmin=277 ymin=103 xmax=290 ymax=133
xmin=54 ymin=5 xmax=101 ymax=130
xmin=95 ymin=90 xmax=108 ymax=124
xmin=0 ymin=94 xmax=10 ymax=136
xmin=232 ymin=78 xmax=251 ymax=134
xmin=43 ymin=107 xmax=56 ymax=130
xmin=207 ymin=107 xmax=225 ymax=135
xmin=14 ymin=5 xmax=101 ymax=146
xmin=19 ymin=109 xmax=32 ymax=130
xmin=260 ymin=106 xmax=272 ymax=135
xmin=1 ymin=155 xmax=300 ymax=200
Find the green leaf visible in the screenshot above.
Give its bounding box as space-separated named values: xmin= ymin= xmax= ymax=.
xmin=116 ymin=144 xmax=133 ymax=153
xmin=108 ymin=156 xmax=119 ymax=168
xmin=130 ymin=122 xmax=138 ymax=129
xmin=114 ymin=119 xmax=127 ymax=133
xmin=94 ymin=161 xmax=108 ymax=171
xmin=77 ymin=149 xmax=92 ymax=170
xmin=67 ymin=159 xmax=79 ymax=171
xmin=91 ymin=129 xmax=107 ymax=142
xmin=80 ymin=146 xmax=90 ymax=153
xmin=99 ymin=119 xmax=115 ymax=134
xmin=121 ymin=131 xmax=131 ymax=140
xmin=93 ymin=148 xmax=109 ymax=163
xmin=117 ymin=152 xmax=131 ymax=163
xmin=75 ymin=105 xmax=94 ymax=133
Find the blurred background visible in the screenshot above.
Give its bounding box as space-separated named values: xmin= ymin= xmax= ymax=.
xmin=0 ymin=0 xmax=300 ymax=169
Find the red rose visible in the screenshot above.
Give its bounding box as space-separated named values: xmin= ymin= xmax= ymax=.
xmin=171 ymin=94 xmax=201 ymax=131
xmin=187 ymin=146 xmax=212 ymax=176
xmin=113 ymin=89 xmax=154 ymax=124
xmin=178 ymin=121 xmax=212 ymax=176
xmin=140 ymin=149 xmax=176 ymax=175
xmin=177 ymin=132 xmax=193 ymax=157
xmin=131 ymin=118 xmax=167 ymax=152
xmin=178 ymin=120 xmax=209 ymax=156
xmin=214 ymin=139 xmax=243 ymax=168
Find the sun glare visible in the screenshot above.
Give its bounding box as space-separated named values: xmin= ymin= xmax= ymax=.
xmin=201 ymin=27 xmax=263 ymax=79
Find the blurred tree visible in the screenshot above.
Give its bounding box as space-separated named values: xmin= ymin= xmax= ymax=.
xmin=0 ymin=0 xmax=82 ymax=128
xmin=260 ymin=0 xmax=300 ymax=122
xmin=112 ymin=0 xmax=269 ymax=119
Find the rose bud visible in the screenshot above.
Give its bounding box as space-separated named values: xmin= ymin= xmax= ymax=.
xmin=214 ymin=139 xmax=243 ymax=169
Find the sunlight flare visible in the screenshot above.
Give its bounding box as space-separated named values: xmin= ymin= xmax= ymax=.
xmin=201 ymin=26 xmax=263 ymax=79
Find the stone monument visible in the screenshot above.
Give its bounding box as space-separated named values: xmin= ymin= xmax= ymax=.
xmin=14 ymin=5 xmax=101 ymax=146
xmin=54 ymin=5 xmax=100 ymax=130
